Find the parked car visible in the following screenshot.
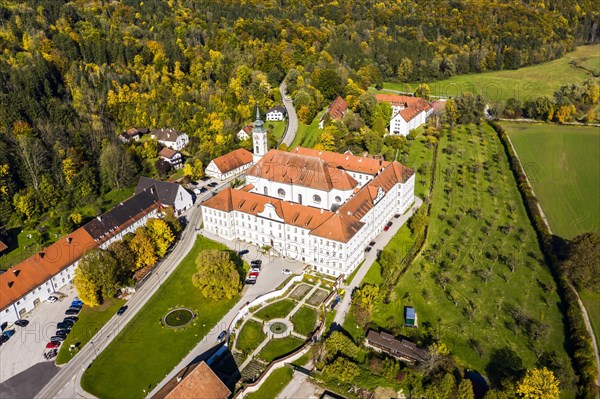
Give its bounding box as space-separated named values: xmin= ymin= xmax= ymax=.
xmin=56 ymin=322 xmax=71 ymax=331
xmin=251 ymin=259 xmax=262 ymax=266
xmin=46 ymin=341 xmax=61 ymax=349
xmin=365 ymin=246 xmax=372 ymax=252
xmin=55 ymin=329 xmax=70 ymax=337
xmin=200 ymin=176 xmax=210 ymax=181
xmin=69 ymin=303 xmax=82 ymax=309
xmin=248 ymin=272 xmax=259 ymax=279
xmin=208 ymin=182 xmax=218 ymax=188
xmin=250 ymin=267 xmax=261 ymax=274
xmin=217 ymin=330 xmax=227 ymax=341
xmin=71 ymin=300 xmax=83 ymax=307
xmin=60 ymin=319 xmax=74 ymax=328
xmin=238 ymin=249 xmax=249 ymax=256
xmin=14 ymin=319 xmax=29 ymax=327
xmin=2 ymin=329 xmax=15 ymax=339
xmin=50 ymin=335 xmax=65 ymax=342
xmin=0 ymin=335 xmax=9 ymax=346
xmin=65 ymin=307 xmax=81 ymax=316
xmin=245 ymin=277 xmax=256 ymax=285
xmin=200 ymin=187 xmax=208 ymax=193
xmin=116 ymin=306 xmax=128 ymax=316
xmin=394 ymin=213 xmax=401 ymax=218
xmin=281 ymin=269 xmax=292 ymax=275
xmin=369 ymin=241 xmax=376 ymax=246
xmin=383 ymin=224 xmax=391 ymax=231
xmin=46 ymin=296 xmax=58 ymax=303
xmin=64 ymin=316 xmax=79 ymax=323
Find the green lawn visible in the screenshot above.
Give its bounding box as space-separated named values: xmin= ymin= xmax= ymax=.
xmin=56 ymin=298 xmax=126 ymax=364
xmin=370 ymin=125 xmax=576 ymax=395
xmin=373 ymin=45 xmax=599 ymax=102
xmin=402 ymin=130 xmax=436 ymax=199
xmin=580 ymin=290 xmax=600 ymax=349
xmin=237 ymin=319 xmax=266 ymax=354
xmin=290 ymin=306 xmax=317 ymax=336
xmin=81 ymin=236 xmax=241 ymax=399
xmin=255 ymin=299 xmax=296 ymax=320
xmin=266 ymin=121 xmax=287 ymax=144
xmin=290 ymin=108 xmax=327 ymax=149
xmin=245 ymin=366 xmax=294 ymax=399
xmin=257 ymin=336 xmax=304 ymax=363
xmin=503 ymin=122 xmax=599 ymax=239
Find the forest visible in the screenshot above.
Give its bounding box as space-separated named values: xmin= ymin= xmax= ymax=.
xmin=0 ymin=0 xmax=599 ymax=243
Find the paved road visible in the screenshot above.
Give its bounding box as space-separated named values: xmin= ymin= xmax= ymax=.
xmin=34 ymin=179 xmax=232 ymax=399
xmin=279 ymin=82 xmax=298 ymax=147
xmin=147 ymin=230 xmax=307 ymax=398
xmin=333 ymin=198 xmax=423 ymax=328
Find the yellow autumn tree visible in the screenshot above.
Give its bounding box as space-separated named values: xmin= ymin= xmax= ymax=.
xmin=516 ymin=368 xmax=560 ymax=399
xmin=183 ymin=159 xmax=204 ymax=181
xmin=62 ymin=157 xmax=79 ymax=185
xmin=146 ymin=218 xmax=175 ymax=257
xmin=319 ymin=128 xmax=336 ymax=151
xmin=129 ymin=227 xmax=157 ymax=270
xmin=73 ymin=267 xmax=100 ymax=307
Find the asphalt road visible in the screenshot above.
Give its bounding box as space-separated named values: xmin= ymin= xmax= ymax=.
xmin=34 ymin=180 xmax=231 ymax=399
xmin=279 ymin=82 xmax=298 ymax=147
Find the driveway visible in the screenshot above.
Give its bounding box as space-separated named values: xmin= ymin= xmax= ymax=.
xmin=0 ymin=287 xmax=78 ymax=383
xmin=279 ymin=82 xmax=298 ymax=147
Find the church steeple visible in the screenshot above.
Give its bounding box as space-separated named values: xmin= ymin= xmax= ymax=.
xmin=252 ymin=104 xmax=268 ymax=163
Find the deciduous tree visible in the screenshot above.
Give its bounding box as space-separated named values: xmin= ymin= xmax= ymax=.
xmin=516 ymin=368 xmax=560 ymax=399
xmin=146 ymin=218 xmax=175 ymax=256
xmin=129 ymin=227 xmax=157 ymax=269
xmin=192 ymin=250 xmax=241 ymax=300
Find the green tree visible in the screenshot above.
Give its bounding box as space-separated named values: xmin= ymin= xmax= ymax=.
xmin=324 ymin=331 xmax=359 ymax=360
xmin=397 ymin=58 xmax=413 ymax=82
xmin=457 ymin=379 xmax=475 ymax=399
xmin=378 ymin=249 xmax=399 ymax=280
xmin=324 ymin=357 xmax=361 ymax=383
xmin=74 ymin=248 xmax=121 ymax=306
xmin=414 ymin=83 xmax=430 ymax=100
xmin=99 ymin=142 xmax=137 ymax=190
xmin=442 ymin=99 xmax=459 ymax=127
xmin=561 ymin=233 xmax=600 ymax=291
xmin=108 ymin=240 xmax=135 ymax=272
xmin=313 ymin=69 xmax=342 ymax=101
xmin=192 ymin=250 xmax=241 ymax=300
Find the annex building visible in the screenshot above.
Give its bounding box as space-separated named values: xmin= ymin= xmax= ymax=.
xmin=202 ymin=109 xmax=415 ymax=277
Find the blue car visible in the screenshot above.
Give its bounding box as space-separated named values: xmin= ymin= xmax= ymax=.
xmin=2 ymin=329 xmax=15 ymax=338
xmin=71 ymin=300 xmax=83 ymax=307
xmin=238 ymin=249 xmax=249 ymax=256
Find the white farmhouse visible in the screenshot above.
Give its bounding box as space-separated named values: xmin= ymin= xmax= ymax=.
xmin=151 ymin=128 xmax=189 ymax=150
xmin=136 ymin=176 xmax=193 ymax=215
xmin=202 ymin=110 xmax=415 ymax=278
xmin=158 ymin=147 xmax=183 ymax=169
xmin=375 ymin=94 xmax=433 ymax=136
xmin=237 ymin=125 xmax=253 ymax=141
xmin=265 ymin=105 xmax=287 ymax=121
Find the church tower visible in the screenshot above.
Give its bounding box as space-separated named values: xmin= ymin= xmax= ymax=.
xmin=252 ymin=104 xmax=268 ymax=163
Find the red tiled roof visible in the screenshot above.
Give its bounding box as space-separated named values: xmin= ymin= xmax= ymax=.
xmin=0 ymin=240 xmax=7 ymax=253
xmin=0 ymin=228 xmax=97 ymax=310
xmin=375 ymin=93 xmax=432 ymax=122
xmin=164 ymin=362 xmax=230 ymax=399
xmin=246 ymin=149 xmax=358 ymax=192
xmin=293 ymin=147 xmax=389 ymax=175
xmin=326 ymin=96 xmax=348 ymax=121
xmin=211 ymin=148 xmax=253 ymax=174
xmin=159 ymin=147 xmax=179 ymax=159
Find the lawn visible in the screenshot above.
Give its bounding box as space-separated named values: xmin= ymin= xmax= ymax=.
xmin=502 ymin=122 xmax=600 ymax=239
xmin=81 ymin=236 xmax=241 ymax=399
xmin=245 ymin=366 xmax=294 ymax=399
xmin=290 ymin=108 xmax=327 ymax=149
xmin=255 ymin=299 xmax=296 ymax=320
xmin=580 ymin=290 xmax=600 ymax=349
xmin=266 ymin=121 xmax=286 ymax=144
xmin=257 ymin=336 xmax=304 ymax=363
xmin=401 ymin=130 xmax=436 ymax=199
xmin=373 ymin=45 xmax=599 ymax=102
xmin=290 ymin=306 xmax=317 ymax=336
xmin=56 ymin=298 xmax=125 ymax=364
xmin=370 ymin=125 xmax=576 ymax=395
xmin=237 ymin=320 xmax=266 ymax=354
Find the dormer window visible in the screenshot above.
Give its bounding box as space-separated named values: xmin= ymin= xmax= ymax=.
xmin=313 ymin=195 xmax=321 ymax=204
xmin=277 ymin=188 xmax=286 ymax=197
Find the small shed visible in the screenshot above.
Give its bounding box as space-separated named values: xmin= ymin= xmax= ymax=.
xmin=405 ymin=306 xmax=416 ymax=327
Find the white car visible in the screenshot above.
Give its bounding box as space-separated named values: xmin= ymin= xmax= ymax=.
xmin=250 ymin=267 xmax=261 ymax=273
xmin=46 ymin=296 xmax=58 ymax=303
xmin=281 ymin=269 xmax=292 ymax=275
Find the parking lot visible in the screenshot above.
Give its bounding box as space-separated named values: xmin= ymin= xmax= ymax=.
xmin=0 ymin=286 xmax=78 ymax=383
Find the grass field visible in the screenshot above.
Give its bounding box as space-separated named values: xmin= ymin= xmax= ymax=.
xmin=369 ymin=125 xmax=576 ymax=395
xmin=245 ymin=366 xmax=294 ymax=399
xmin=56 ymin=298 xmax=125 ymax=364
xmin=290 ymin=306 xmax=317 ymax=336
xmin=255 ymin=299 xmax=296 ymax=320
xmin=580 ymin=291 xmax=599 ymax=349
xmin=373 ymin=45 xmax=599 ymax=102
xmin=237 ymin=320 xmax=266 ymax=354
xmin=503 ymin=122 xmax=600 ymax=239
xmin=290 ymin=109 xmax=327 ymax=149
xmin=400 ymin=129 xmax=436 ymax=199
xmin=266 ymin=121 xmax=286 ymax=143
xmin=257 ymin=336 xmax=304 ymax=363
xmin=81 ymin=236 xmax=241 ymax=399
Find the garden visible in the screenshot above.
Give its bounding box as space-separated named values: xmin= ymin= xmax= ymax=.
xmin=81 ymin=236 xmax=243 ymax=399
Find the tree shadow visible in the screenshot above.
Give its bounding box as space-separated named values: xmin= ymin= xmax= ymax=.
xmin=485 ymin=347 xmax=524 ymax=389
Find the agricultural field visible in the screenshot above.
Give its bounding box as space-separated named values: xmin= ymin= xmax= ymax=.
xmin=374 ymin=45 xmax=599 ymax=102
xmin=503 ymin=122 xmax=599 ymax=239
xmin=81 ymin=236 xmax=241 ymax=399
xmin=369 ymin=125 xmax=576 ymax=395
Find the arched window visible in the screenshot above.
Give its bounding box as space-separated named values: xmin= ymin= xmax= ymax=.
xmin=313 ymin=194 xmax=321 ymax=204
xmin=277 ymin=188 xmax=286 ymax=197
xmin=334 ymin=196 xmax=341 ymax=203
xmin=298 ymin=194 xmax=303 ymax=204
xmin=263 ymin=187 xmax=268 ymax=195
xmin=255 ymin=146 xmax=259 ymax=153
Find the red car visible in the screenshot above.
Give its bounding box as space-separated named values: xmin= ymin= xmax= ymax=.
xmin=46 ymin=341 xmax=61 ymax=349
xmin=384 ymin=221 xmax=393 ymax=231
xmin=248 ymin=271 xmax=259 ymax=278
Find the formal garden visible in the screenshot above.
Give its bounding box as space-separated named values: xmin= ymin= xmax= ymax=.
xmin=231 ymin=278 xmax=332 ymax=385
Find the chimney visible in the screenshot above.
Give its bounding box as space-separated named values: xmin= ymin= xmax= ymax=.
xmin=97 ymin=216 xmax=102 ymax=222
xmin=13 ymin=269 xmax=20 ymax=276
xmin=358 ymin=158 xmax=362 ymax=163
xmin=320 ymin=208 xmax=323 ymax=214
xmin=66 ymin=237 xmax=73 ymax=244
